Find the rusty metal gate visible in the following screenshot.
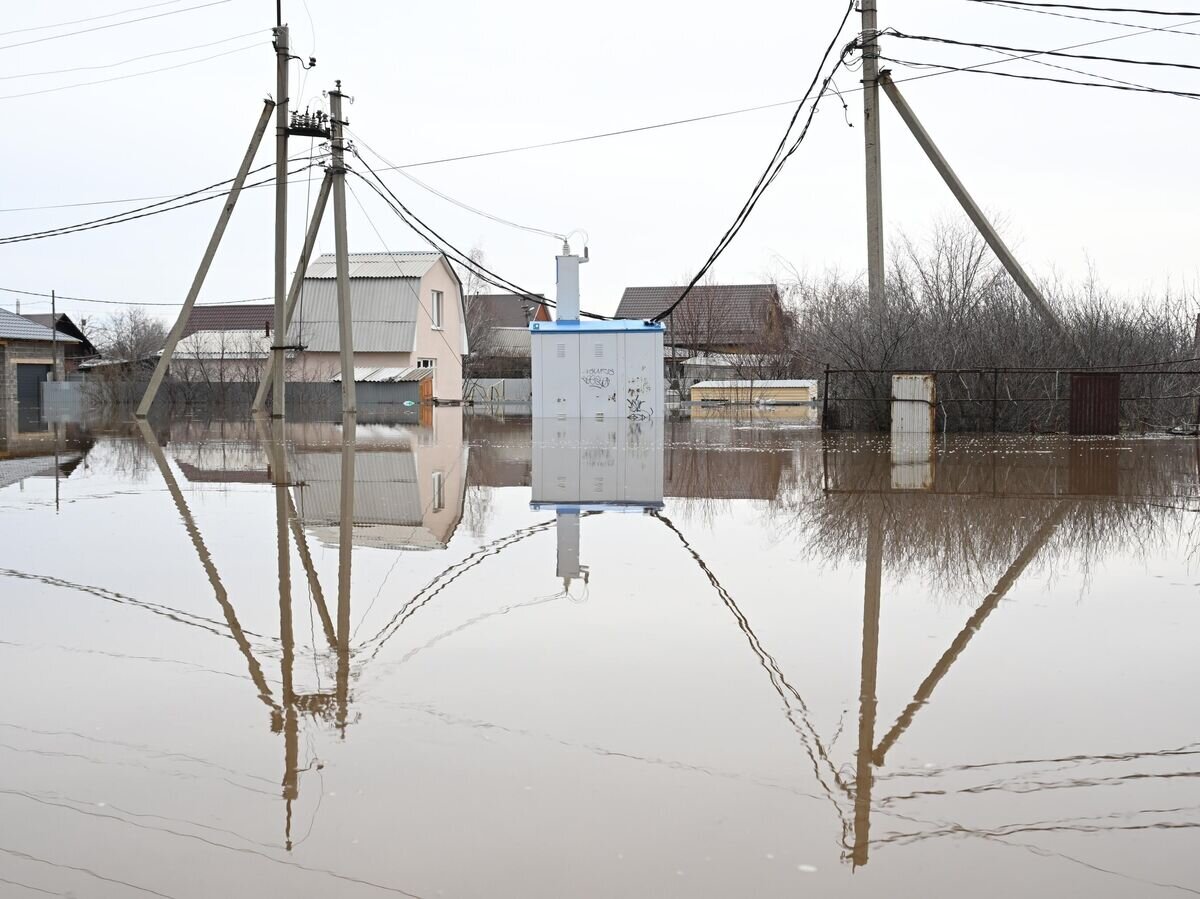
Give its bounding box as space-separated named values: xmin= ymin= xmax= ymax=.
xmin=1069 ymin=373 xmax=1120 ymax=435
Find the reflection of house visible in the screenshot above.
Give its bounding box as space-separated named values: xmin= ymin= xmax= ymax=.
xmin=171 ymin=303 xmax=274 ymax=382
xmin=288 ymin=252 xmax=468 ymax=402
xmin=0 ymin=308 xmax=76 ymax=439
xmin=292 ymin=416 xmax=466 ymax=550
xmin=23 ymin=314 xmax=98 ymax=372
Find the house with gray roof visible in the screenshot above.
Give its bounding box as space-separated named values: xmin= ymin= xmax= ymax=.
xmin=0 ymin=307 xmax=78 ymax=438
xmin=287 ymin=251 xmax=468 ymax=402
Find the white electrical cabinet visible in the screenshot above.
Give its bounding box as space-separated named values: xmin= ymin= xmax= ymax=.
xmin=531 ymin=320 xmax=665 ymax=419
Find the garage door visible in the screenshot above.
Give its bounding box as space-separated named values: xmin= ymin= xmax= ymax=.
xmin=16 ymin=364 xmax=52 ymax=408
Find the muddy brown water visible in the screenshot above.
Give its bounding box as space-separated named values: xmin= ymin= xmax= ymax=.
xmin=1 ymin=410 xmax=1198 ymax=897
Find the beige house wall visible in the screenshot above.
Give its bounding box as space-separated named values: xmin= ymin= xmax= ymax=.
xmin=691 ymin=384 xmax=812 ymax=404
xmin=414 ymin=258 xmax=465 ymax=401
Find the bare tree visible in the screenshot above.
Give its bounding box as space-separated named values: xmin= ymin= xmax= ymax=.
xmin=92 ymin=308 xmax=168 ymax=362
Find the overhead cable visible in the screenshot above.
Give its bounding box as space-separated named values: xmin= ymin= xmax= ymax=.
xmin=0 ymin=0 xmax=186 ymax=37
xmin=882 ymin=54 xmax=1200 ymax=97
xmin=348 ymin=129 xmax=567 ymax=240
xmin=0 ymin=162 xmax=324 ymax=244
xmin=973 ymin=0 xmax=1200 ymax=35
xmin=964 ymin=0 xmax=1200 ymax=15
xmin=0 ymin=41 xmax=264 ymax=101
xmin=0 ymin=286 xmax=271 ymax=307
xmin=651 ymin=1 xmax=857 ymax=323
xmin=888 ymin=29 xmax=1200 ymax=72
xmin=0 ymin=29 xmax=266 ymax=81
xmin=0 ymin=0 xmax=232 ymax=52
xmin=350 ymin=150 xmax=612 ymax=320
xmin=0 ymin=153 xmax=327 ymax=244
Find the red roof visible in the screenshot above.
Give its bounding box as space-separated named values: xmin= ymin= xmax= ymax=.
xmin=181 ymin=304 xmax=275 ymax=337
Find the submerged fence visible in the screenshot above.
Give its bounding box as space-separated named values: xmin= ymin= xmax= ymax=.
xmin=821 ymin=364 xmax=1200 ymax=433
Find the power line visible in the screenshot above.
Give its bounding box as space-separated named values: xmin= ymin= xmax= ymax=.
xmin=350 ymin=150 xmax=611 ymax=320
xmin=348 ymin=128 xmax=567 ymax=241
xmin=973 ymin=0 xmax=1200 ymax=36
xmin=965 ymin=0 xmax=1200 ymax=15
xmin=0 ymin=162 xmax=324 ymax=245
xmin=0 ymin=286 xmax=271 ymax=308
xmin=0 ymin=0 xmax=185 ymax=37
xmin=0 ymin=0 xmax=232 ymax=52
xmin=0 ymin=41 xmax=264 ymax=101
xmin=0 ymin=154 xmax=326 ymax=244
xmin=889 ymin=29 xmax=1200 ymax=72
xmin=882 ymin=53 xmax=1200 ymax=97
xmin=0 ymin=29 xmax=265 ymax=81
xmin=346 ymin=181 xmax=464 ymax=365
xmin=974 ymin=32 xmax=1191 ymax=92
xmin=652 ymin=1 xmax=857 ymax=323
xmin=5 ymin=14 xmax=1193 ymax=216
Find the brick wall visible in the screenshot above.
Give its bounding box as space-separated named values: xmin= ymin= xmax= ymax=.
xmin=0 ymin=340 xmax=64 ymax=411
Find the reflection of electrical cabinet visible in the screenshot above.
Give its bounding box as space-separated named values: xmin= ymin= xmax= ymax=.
xmin=531 ymin=418 xmax=664 ymax=510
xmin=530 ymin=320 xmax=664 ymax=420
xmin=531 ymin=418 xmax=666 ymax=587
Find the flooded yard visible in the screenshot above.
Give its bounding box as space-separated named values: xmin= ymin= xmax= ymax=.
xmin=1 ymin=410 xmax=1198 ymax=897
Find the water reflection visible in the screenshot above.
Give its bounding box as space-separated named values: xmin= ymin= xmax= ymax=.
xmin=1 ymin=413 xmax=1198 ymax=897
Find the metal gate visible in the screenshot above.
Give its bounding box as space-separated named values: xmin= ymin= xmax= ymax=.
xmin=16 ymin=364 xmax=52 ymax=408
xmin=1070 ymin=373 xmax=1120 ymax=435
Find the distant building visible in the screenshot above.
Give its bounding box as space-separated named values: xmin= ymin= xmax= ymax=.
xmin=464 ymin=293 xmax=550 ymax=382
xmin=288 ymin=252 xmax=468 ymax=402
xmin=614 ymin=284 xmax=789 ymax=355
xmin=690 ymin=379 xmax=817 ymax=405
xmin=171 ymin=303 xmax=274 ymax=383
xmin=22 ymin=313 xmax=98 ymax=372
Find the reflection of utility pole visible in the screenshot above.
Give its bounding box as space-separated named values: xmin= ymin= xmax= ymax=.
xmin=336 ymin=413 xmax=356 ymax=733
xmin=267 ymin=419 xmax=299 ymax=849
xmin=872 ymin=503 xmax=1070 ymax=766
xmin=852 ymin=510 xmax=884 ymax=869
xmin=135 ymin=420 xmax=277 ymax=707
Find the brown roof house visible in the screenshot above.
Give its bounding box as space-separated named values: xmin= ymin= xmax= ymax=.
xmin=464 ymin=293 xmax=551 ymax=383
xmin=169 ymin=303 xmax=275 ymax=384
xmin=614 ymin=284 xmax=789 ymax=355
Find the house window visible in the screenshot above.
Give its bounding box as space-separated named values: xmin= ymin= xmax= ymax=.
xmin=432 ymin=471 xmax=445 ymax=512
xmin=417 ymin=358 xmax=436 ymax=369
xmin=431 ymin=290 xmax=444 ymax=329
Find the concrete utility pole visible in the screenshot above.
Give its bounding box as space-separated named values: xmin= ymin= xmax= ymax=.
xmin=329 ymin=81 xmax=356 ymax=414
xmin=878 ymin=73 xmax=1068 ymax=339
xmin=137 ymin=101 xmax=275 ymax=418
xmin=252 ymin=170 xmax=334 ymax=413
xmin=861 ymin=0 xmax=886 ymax=317
xmin=272 ymin=24 xmax=291 ymax=417
xmin=51 ymin=289 xmax=58 ymax=381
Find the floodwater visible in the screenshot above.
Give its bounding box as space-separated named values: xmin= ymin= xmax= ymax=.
xmin=1 ymin=408 xmax=1198 ymax=898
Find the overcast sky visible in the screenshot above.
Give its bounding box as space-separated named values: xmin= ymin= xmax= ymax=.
xmin=2 ymin=0 xmax=1197 ymax=325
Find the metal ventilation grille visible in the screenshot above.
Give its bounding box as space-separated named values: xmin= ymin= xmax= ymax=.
xmin=556 ymin=343 xmax=566 ymax=358
xmin=593 ymin=343 xmax=604 ymax=358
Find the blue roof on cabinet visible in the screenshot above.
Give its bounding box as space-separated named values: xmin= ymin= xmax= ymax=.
xmin=530 ymin=319 xmax=664 ymax=334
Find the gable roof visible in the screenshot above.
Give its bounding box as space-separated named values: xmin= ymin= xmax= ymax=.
xmin=286 ymin=278 xmax=419 ymax=353
xmin=180 ymin=304 xmax=274 ymax=337
xmin=24 ymin=313 xmax=95 ymax=354
xmin=305 ymin=252 xmax=441 ymax=280
xmin=614 ymin=284 xmax=780 ymax=342
xmin=0 ymin=307 xmax=79 ymax=343
xmin=469 ymin=293 xmax=549 ymax=328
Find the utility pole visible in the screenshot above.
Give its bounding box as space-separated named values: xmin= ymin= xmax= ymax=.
xmin=329 ymin=81 xmax=356 ymax=414
xmin=272 ymin=23 xmax=290 ymax=417
xmin=51 ymin=289 xmax=58 ymax=381
xmin=861 ymin=0 xmax=886 ymax=317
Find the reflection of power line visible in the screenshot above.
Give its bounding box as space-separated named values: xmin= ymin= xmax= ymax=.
xmin=356 ymin=516 xmax=569 ymax=661
xmin=650 ymin=511 xmax=852 ymax=833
